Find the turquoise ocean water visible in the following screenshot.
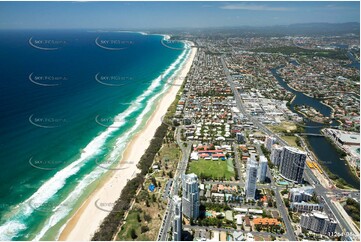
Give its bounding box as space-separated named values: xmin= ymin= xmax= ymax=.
xmin=0 ymin=30 xmax=190 ymax=240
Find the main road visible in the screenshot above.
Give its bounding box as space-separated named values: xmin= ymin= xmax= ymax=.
xmin=157 ymin=126 xmax=192 ymax=241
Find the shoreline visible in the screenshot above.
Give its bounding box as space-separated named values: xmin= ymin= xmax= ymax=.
xmin=58 ymin=45 xmax=197 ymax=241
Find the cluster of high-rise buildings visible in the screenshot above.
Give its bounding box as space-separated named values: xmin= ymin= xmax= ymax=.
xmin=267 ymin=137 xmax=307 ymax=184
xmin=172 ymin=173 xmax=200 ymax=241
xmin=245 ymin=154 xmax=268 ymax=200
xmin=245 ymin=135 xmax=306 ymax=201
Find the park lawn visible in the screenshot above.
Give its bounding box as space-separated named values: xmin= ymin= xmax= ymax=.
xmin=159 ymin=143 xmax=180 ymax=162
xmin=188 ymin=158 xmax=235 ymax=180
xmin=267 ymin=122 xmax=297 ymax=133
xmin=281 ymin=136 xmax=304 ymax=150
xmin=117 ymin=210 xmax=149 ymax=241
xmin=153 ymin=142 xmax=181 ymax=179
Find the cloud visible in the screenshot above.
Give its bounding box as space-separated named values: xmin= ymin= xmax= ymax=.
xmin=220 ymin=3 xmax=293 ymax=11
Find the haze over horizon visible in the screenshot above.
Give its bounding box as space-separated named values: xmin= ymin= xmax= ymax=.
xmin=0 ymin=1 xmax=359 ymax=30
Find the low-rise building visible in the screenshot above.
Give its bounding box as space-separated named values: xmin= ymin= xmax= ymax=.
xmin=289 ymin=186 xmax=314 ymax=202
xmin=253 ymin=217 xmax=281 ymax=227
xmin=290 ymin=201 xmax=323 ymax=213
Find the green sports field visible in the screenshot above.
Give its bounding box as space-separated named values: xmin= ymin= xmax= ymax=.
xmin=188 ymin=158 xmax=236 ymax=180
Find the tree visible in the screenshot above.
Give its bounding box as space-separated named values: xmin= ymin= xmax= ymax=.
xmin=190 ymin=217 xmax=194 ymax=225
xmin=137 ymin=212 xmax=141 ymax=222
xmin=281 ymin=189 xmax=288 ymax=195
xmin=141 ymin=225 xmax=149 ymax=233
xmin=257 ymin=200 xmax=263 ymax=207
xmin=130 ymin=228 xmax=137 ymax=239
xmin=168 ymin=171 xmax=173 ymax=178
xmin=273 ymin=201 xmax=277 ymax=208
xmin=151 ymin=177 xmax=157 ymax=187
xmin=267 ymin=198 xmax=273 ymax=207
xmin=283 ymin=198 xmax=290 ymax=208
xmin=144 ymin=213 xmax=152 ymax=222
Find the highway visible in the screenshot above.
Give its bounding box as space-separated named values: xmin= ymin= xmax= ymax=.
xmin=220 ymin=56 xmax=359 ymax=241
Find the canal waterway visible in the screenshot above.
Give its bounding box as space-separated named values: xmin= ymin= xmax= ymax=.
xmin=270 ymin=67 xmax=359 ymax=188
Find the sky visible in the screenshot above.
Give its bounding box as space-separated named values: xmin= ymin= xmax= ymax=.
xmin=0 ymin=1 xmax=359 ymax=29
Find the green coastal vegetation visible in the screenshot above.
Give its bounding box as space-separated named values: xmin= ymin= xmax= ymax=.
xmin=92 ymin=122 xmax=169 ymax=240
xmin=343 ymin=198 xmax=360 ymax=224
xmin=92 ymin=71 xmax=188 ymax=240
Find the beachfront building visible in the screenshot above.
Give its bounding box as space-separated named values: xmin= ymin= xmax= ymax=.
xmin=245 ymin=158 xmax=258 ymax=200
xmin=279 ymin=146 xmax=306 ymax=183
xmin=172 ymin=195 xmax=182 ymax=241
xmin=300 ymin=211 xmax=337 ymax=236
xmin=270 ymin=145 xmax=283 ymax=166
xmin=265 ymin=136 xmax=277 ymax=151
xmin=182 ymin=173 xmax=200 ymax=219
xmin=257 ymin=155 xmax=268 ymax=183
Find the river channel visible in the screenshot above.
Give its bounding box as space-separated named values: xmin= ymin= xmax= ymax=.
xmin=270 ymin=66 xmax=359 ymax=188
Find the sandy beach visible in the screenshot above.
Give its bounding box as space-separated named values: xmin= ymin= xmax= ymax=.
xmin=59 ymin=44 xmax=197 ymax=241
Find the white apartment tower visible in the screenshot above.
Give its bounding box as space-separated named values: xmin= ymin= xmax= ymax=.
xmin=257 ymin=155 xmax=268 ymax=183
xmin=172 ymin=195 xmax=182 ymax=241
xmin=245 ymin=158 xmax=258 ymax=200
xmin=265 ymin=136 xmax=277 ymax=151
xmin=182 ymin=173 xmax=199 ymax=219
xmin=270 ymin=145 xmax=283 ymax=166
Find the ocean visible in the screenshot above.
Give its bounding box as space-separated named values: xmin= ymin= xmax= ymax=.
xmin=0 ymin=29 xmax=190 ymax=240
